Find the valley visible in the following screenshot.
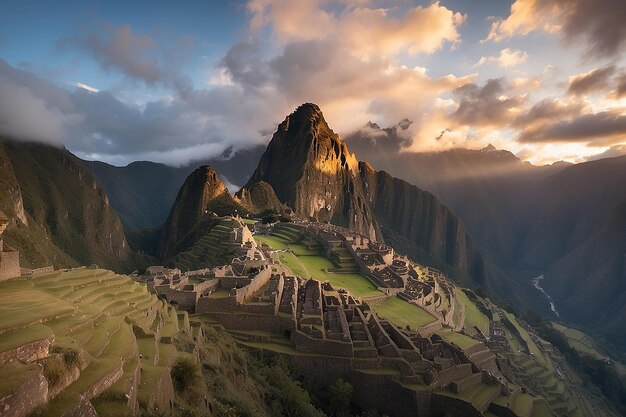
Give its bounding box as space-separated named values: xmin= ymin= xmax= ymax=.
xmin=0 ymin=103 xmax=624 ymax=417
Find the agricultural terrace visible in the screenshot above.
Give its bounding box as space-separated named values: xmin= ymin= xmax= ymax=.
xmin=0 ymin=267 xmax=184 ymax=417
xmin=372 ymin=296 xmax=436 ymax=330
xmin=254 ymin=233 xmax=381 ymax=298
xmin=454 ymin=289 xmax=490 ymax=336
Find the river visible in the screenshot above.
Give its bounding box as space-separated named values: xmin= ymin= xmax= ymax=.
xmin=531 ymin=275 xmax=559 ymax=317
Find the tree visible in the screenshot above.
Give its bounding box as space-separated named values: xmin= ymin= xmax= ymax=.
xmin=328 ymin=378 xmax=353 ymax=417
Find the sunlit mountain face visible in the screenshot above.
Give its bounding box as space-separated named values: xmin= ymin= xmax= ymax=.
xmin=1 ymin=2 xmax=626 ymax=417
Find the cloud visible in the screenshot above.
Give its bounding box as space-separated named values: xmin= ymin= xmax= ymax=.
xmin=74 ymin=82 xmax=99 ymax=93
xmin=67 ymin=24 xmax=165 ymax=83
xmin=247 ymin=0 xmax=466 ymax=57
xmin=513 ymin=97 xmax=587 ymax=127
xmin=474 ymin=48 xmax=529 ymax=68
xmin=568 ymin=66 xmax=616 ymax=96
xmin=518 ymin=110 xmax=626 ymax=145
xmin=612 ymin=73 xmax=626 ymax=99
xmin=486 ymin=0 xmax=626 ymax=58
xmin=451 ymin=79 xmax=526 ymax=127
xmin=585 ymin=144 xmax=626 ymax=161
xmin=0 ymin=60 xmax=80 ymax=145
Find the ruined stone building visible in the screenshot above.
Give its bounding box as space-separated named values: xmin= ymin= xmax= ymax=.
xmin=0 ymin=211 xmax=20 ymax=281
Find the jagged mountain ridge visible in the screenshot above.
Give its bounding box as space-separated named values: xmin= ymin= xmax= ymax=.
xmin=244 ymin=103 xmax=379 ymax=240
xmin=241 ymin=103 xmax=502 ymax=290
xmin=158 ymin=165 xmax=241 ymax=259
xmin=84 ymin=145 xmax=265 ymax=231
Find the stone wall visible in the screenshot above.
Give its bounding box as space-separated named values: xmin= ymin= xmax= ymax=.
xmin=83 ymin=360 xmax=125 ymax=400
xmin=0 ymin=338 xmax=51 ymax=365
xmin=64 ymin=398 xmax=99 ymax=417
xmin=0 ymin=247 xmax=20 ymax=281
xmin=430 ymin=392 xmax=484 ymax=417
xmin=210 ymin=312 xmax=294 ymax=333
xmin=233 ymin=268 xmax=272 ymax=304
xmin=0 ymin=365 xmax=48 ymax=417
xmin=21 ymin=266 xmax=54 ymax=276
xmin=292 ymin=330 xmax=353 ymax=357
xmin=157 ymin=287 xmax=198 ymax=312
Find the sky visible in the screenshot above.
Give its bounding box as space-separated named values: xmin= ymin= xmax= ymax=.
xmin=1 ymin=0 xmax=626 ymax=166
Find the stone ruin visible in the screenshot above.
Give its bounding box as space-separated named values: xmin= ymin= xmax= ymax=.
xmin=0 ymin=211 xmax=20 ymax=281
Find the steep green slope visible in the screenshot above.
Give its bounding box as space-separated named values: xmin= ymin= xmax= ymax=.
xmin=158 ymin=165 xmax=245 ymax=259
xmin=85 ymin=161 xmax=191 ymax=231
xmin=0 ymin=139 xmax=134 ymax=271
xmin=83 ymin=146 xmax=265 ymax=231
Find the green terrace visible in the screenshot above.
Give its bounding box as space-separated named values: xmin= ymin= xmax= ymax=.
xmin=254 ymin=230 xmax=440 ymax=331
xmin=0 ymin=268 xmax=186 ymax=417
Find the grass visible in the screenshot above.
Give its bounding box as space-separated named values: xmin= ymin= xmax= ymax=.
xmin=254 ymin=234 xmax=289 ymax=250
xmin=0 ymin=278 xmax=75 ymax=332
xmin=255 ymin=234 xmax=381 ymax=298
xmin=439 ymin=330 xmax=481 ymax=350
xmin=504 ymin=312 xmax=546 ymax=365
xmin=373 ymin=296 xmax=437 ymax=330
xmin=455 ymin=289 xmax=490 ymax=336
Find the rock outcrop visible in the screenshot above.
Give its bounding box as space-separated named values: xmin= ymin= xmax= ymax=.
xmin=245 ymin=103 xmax=379 ymax=239
xmin=0 ymin=139 xmax=133 ymax=271
xmin=158 ymin=165 xmax=242 ymax=259
xmin=241 ymin=104 xmax=498 ymax=289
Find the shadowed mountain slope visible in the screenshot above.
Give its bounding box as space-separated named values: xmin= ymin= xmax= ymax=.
xmin=0 ymin=138 xmax=134 ymax=271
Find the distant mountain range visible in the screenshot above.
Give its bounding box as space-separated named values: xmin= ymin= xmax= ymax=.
xmin=1 ymin=103 xmax=624 ymax=348
xmin=344 ymin=123 xmax=626 ymax=346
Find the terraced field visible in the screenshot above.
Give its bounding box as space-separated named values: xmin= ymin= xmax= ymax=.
xmin=0 ymin=268 xmax=184 ymax=416
xmin=169 ymin=217 xmax=239 ymax=271
xmin=255 ymin=232 xmax=381 ymax=298
xmin=372 ymin=296 xmax=436 ymax=330
xmin=455 ymin=289 xmax=490 ymax=336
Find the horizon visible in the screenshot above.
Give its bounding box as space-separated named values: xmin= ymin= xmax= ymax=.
xmin=2 ymin=0 xmax=626 ymax=166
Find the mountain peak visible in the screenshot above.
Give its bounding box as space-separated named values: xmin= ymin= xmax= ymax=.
xmin=158 ymin=164 xmax=232 ymax=258
xmin=396 ymin=118 xmax=413 ymax=130
xmin=365 ymin=121 xmax=381 ymax=130
xmin=481 ymin=143 xmax=497 ymax=152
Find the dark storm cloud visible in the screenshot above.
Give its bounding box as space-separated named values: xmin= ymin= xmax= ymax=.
xmin=519 ymin=111 xmax=626 ymax=145
xmin=556 ymin=0 xmax=626 ymax=58
xmin=513 ymin=98 xmax=586 ymax=128
xmin=451 ymin=79 xmax=524 ymax=127
xmin=490 ymin=0 xmax=626 ymax=59
xmin=614 ymin=73 xmax=626 ymax=99
xmin=568 ymin=66 xmax=616 ymax=96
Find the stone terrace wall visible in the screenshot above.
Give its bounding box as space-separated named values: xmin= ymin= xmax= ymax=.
xmin=0 ymin=366 xmax=48 ymax=417
xmin=0 ymin=338 xmax=51 ymax=365
xmin=292 ymin=354 xmax=428 ymax=417
xmin=211 ymin=313 xmax=294 ymax=333
xmin=293 ymin=330 xmax=353 ymax=357
xmin=0 ymin=249 xmax=20 ymax=281
xmin=232 ymin=268 xmax=272 ymax=304
xmin=431 ymin=393 xmax=484 ymax=417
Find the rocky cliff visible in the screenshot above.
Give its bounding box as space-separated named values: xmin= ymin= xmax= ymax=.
xmin=242 ymin=104 xmax=501 ymax=289
xmin=0 ymin=139 xmax=134 ymax=271
xmin=244 ymin=103 xmax=379 ymax=240
xmin=158 ymin=165 xmax=242 ymax=259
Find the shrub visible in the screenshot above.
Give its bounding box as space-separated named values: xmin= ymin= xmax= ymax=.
xmin=43 ymin=357 xmax=66 ymax=387
xmin=62 ymin=349 xmax=80 ymax=368
xmin=171 ymin=357 xmax=201 ymax=393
